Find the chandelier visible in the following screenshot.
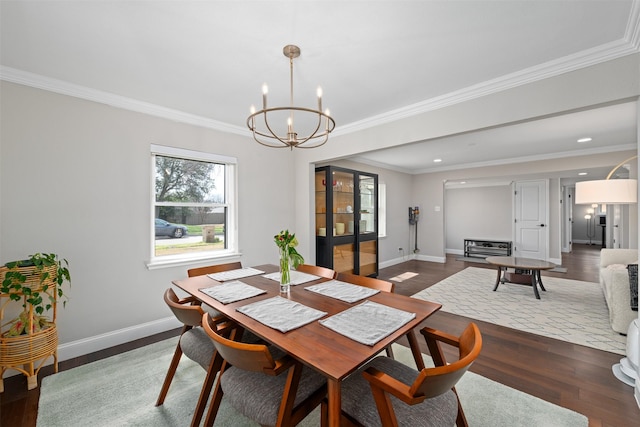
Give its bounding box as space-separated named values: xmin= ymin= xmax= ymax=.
xmin=247 ymin=45 xmax=336 ymax=149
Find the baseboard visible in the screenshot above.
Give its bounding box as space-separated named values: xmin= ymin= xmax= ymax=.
xmin=572 ymin=239 xmax=603 ymax=246
xmin=379 ymin=255 xmax=416 ymax=269
xmin=2 ymin=315 xmax=181 ymax=379
xmin=57 ymin=316 xmax=182 ymax=361
xmin=415 ymin=253 xmax=446 ymax=263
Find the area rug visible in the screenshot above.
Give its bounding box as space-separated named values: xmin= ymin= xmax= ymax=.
xmin=37 ymin=337 xmax=588 ymax=426
xmin=412 ymin=266 xmax=626 ymax=355
xmin=455 ymin=256 xmax=567 ymax=273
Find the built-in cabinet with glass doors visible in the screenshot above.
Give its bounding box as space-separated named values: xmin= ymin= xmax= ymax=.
xmin=315 ymin=166 xmax=378 ymax=276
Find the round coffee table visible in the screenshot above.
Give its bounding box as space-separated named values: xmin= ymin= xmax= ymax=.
xmin=485 ymin=256 xmax=557 ymax=299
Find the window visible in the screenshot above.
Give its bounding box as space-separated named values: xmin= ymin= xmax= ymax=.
xmin=378 ymin=183 xmax=386 ymax=237
xmin=149 ymin=145 xmax=237 ymax=267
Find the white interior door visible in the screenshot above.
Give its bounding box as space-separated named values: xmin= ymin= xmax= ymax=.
xmin=562 ymin=186 xmax=573 ymax=253
xmin=514 ymin=180 xmax=549 ymax=260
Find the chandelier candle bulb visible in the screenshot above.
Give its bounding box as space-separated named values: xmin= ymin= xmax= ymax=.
xmin=262 ymin=83 xmax=268 ymax=108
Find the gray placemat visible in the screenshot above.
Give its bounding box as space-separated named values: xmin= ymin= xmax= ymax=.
xmin=236 ymin=296 xmax=327 ymax=332
xmin=206 ymin=267 xmax=265 ymax=282
xmin=199 ymin=280 xmax=266 ymax=304
xmin=319 ymin=301 xmax=415 ymax=346
xmin=305 ymin=280 xmax=379 ymax=303
xmin=262 ymin=270 xmax=321 ymax=285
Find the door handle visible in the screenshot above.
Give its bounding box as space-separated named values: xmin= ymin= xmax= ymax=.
xmin=540 ymin=224 xmax=545 ymax=227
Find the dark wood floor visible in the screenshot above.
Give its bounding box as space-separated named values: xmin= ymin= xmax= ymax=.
xmin=2 ymin=244 xmax=638 ymax=426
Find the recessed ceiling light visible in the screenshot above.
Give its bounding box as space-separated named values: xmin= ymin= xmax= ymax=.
xmin=460 ymin=181 xmax=467 ymax=184
xmin=433 ymin=158 xmax=442 ymax=163
xmin=577 ymin=137 xmax=592 ymax=143
xmin=578 ymin=172 xmax=588 ymax=176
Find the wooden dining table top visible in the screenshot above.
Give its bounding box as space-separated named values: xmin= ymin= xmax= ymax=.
xmin=172 ymin=264 xmax=441 ymax=426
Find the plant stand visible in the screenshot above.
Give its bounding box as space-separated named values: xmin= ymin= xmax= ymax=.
xmin=0 ymin=265 xmax=59 ymax=392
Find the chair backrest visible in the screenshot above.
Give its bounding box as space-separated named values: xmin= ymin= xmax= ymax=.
xmin=336 ymin=272 xmax=395 ymax=293
xmin=187 ymin=261 xmax=243 ymax=278
xmin=413 ymin=323 xmax=482 ymax=399
xmin=296 ymin=264 xmax=336 ymax=279
xmin=202 ymin=312 xmax=278 ymax=373
xmin=164 ymin=288 xmax=205 ymax=327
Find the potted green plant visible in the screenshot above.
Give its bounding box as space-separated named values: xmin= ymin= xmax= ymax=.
xmin=1 ymin=253 xmax=71 ymax=334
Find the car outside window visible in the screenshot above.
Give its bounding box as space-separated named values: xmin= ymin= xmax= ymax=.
xmin=149 ymin=145 xmax=237 ymax=266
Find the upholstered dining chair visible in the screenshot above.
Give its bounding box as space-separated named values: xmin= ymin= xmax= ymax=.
xmin=332 ymin=322 xmax=482 ymax=427
xmin=187 ymin=261 xmax=263 ymax=343
xmin=201 ymin=312 xmax=328 ymax=427
xmin=295 ymin=264 xmax=337 ymax=279
xmin=155 ymin=288 xmax=232 ymax=427
xmin=336 ymin=272 xmax=396 ymax=358
xmin=336 ymin=272 xmax=395 ymax=292
xmin=187 ymin=261 xmax=243 ymax=278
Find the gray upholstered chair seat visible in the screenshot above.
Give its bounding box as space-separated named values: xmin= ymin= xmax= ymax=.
xmin=341 ymin=356 xmax=458 ymax=427
xmin=220 ymin=362 xmax=326 ymax=426
xmin=180 ymin=327 xmax=215 ymax=370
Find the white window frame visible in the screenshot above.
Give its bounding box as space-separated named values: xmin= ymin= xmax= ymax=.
xmin=147 ymin=144 xmax=239 ymax=269
xmin=378 ymin=183 xmax=387 ymax=238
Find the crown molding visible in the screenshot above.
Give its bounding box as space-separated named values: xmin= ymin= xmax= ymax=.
xmin=0 ymin=66 xmax=248 ymax=137
xmin=354 ymin=143 xmax=638 ymax=176
xmin=335 ymin=37 xmax=640 ymax=137
xmin=2 ymin=3 xmax=639 ymax=137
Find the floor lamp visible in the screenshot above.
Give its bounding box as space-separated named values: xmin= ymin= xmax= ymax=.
xmin=584 ymin=212 xmax=596 ymax=245
xmin=575 ymin=155 xmax=639 ymax=407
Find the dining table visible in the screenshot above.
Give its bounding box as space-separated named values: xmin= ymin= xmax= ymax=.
xmin=171 ymin=264 xmax=441 ymax=426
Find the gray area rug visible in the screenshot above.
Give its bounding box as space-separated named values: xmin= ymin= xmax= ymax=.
xmin=413 ymin=266 xmax=625 ymax=355
xmin=455 ymin=256 xmax=568 ymax=273
xmin=37 ymin=337 xmax=588 ymax=426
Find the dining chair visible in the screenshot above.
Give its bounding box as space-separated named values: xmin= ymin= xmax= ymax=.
xmin=336 ymin=272 xmax=395 ymax=292
xmin=296 ymin=263 xmax=337 ymax=279
xmin=187 ymin=261 xmax=262 ymax=343
xmin=187 ymin=261 xmax=243 ymax=278
xmin=155 ymin=288 xmax=232 ymax=427
xmin=201 ymin=312 xmax=328 ymax=427
xmin=336 ymin=272 xmax=396 ymax=358
xmin=332 ymin=322 xmax=482 ymax=427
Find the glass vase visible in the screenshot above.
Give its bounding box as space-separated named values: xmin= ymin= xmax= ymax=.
xmin=279 ymin=246 xmax=291 ymax=294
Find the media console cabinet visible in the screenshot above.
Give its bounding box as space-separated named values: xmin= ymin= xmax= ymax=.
xmin=463 ymin=238 xmax=512 ymax=259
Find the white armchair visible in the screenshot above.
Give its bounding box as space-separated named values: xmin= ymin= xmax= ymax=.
xmin=599 ymin=249 xmax=638 ymax=334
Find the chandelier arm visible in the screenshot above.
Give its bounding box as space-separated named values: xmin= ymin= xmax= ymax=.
xmin=293 ymin=114 xmax=323 ymax=146
xmin=606 ymin=155 xmax=638 ymax=180
xmin=262 ymin=110 xmax=299 ymax=147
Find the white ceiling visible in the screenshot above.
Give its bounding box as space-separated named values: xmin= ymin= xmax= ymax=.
xmin=1 ymin=1 xmax=639 ymax=179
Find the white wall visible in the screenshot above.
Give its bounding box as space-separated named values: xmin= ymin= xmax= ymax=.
xmin=445 ymin=185 xmax=513 ymax=253
xmin=0 ymin=81 xmax=294 ymax=357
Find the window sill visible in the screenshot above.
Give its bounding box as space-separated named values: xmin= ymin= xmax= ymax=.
xmin=146 ymin=251 xmax=243 ymax=270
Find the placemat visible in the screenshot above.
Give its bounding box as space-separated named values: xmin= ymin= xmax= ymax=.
xmin=236 ymin=296 xmax=327 ymax=332
xmin=262 ymin=270 xmax=321 ymax=285
xmin=305 ymin=280 xmax=379 ymax=303
xmin=319 ymin=301 xmax=415 ymax=346
xmin=206 ymin=267 xmax=265 ymax=282
xmin=199 ymin=280 xmax=266 ymax=304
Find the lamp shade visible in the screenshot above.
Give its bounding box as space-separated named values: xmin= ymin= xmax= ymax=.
xmin=575 ymin=179 xmax=638 ymax=204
